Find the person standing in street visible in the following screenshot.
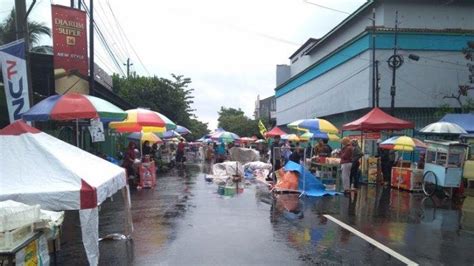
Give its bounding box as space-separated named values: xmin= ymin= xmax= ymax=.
xmin=340 ymin=137 xmax=353 ymax=194
xmin=176 ymin=138 xmax=186 ymax=167
xmin=269 ymin=136 xmax=282 ymax=181
xmin=350 ymin=139 xmax=363 ymax=190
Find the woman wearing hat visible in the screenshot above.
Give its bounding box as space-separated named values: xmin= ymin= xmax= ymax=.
xmin=340 ymin=137 xmax=353 ymax=193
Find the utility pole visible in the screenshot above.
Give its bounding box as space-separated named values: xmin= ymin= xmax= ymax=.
xmin=70 ymin=0 xmax=75 ymax=8
xmin=15 ymin=0 xmax=35 ymax=109
xmin=388 ymin=11 xmax=403 ymax=116
xmin=124 ymin=58 xmax=133 ymax=78
xmin=89 ymin=0 xmax=94 ymax=95
xmin=371 ymin=8 xmax=376 ymax=108
xmin=375 ymin=60 xmax=380 ymax=107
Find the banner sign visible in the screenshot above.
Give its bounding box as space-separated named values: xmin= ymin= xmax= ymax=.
xmin=0 ymin=39 xmax=30 ymax=123
xmin=88 ymin=118 xmax=105 ymax=142
xmin=51 ymin=5 xmax=88 ymax=77
xmin=348 ymin=132 xmax=381 ymax=141
xmin=258 ymin=120 xmax=267 ymax=139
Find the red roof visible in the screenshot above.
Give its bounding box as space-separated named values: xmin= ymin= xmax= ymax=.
xmin=265 ymin=126 xmax=287 ymax=137
xmin=342 ymin=108 xmax=414 ymax=131
xmin=0 ymin=120 xmax=41 ymax=135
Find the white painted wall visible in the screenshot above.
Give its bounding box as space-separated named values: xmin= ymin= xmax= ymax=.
xmin=376 ymin=50 xmax=472 ymax=108
xmin=277 ymin=51 xmax=372 ymax=125
xmin=382 ymin=0 xmax=474 ymax=29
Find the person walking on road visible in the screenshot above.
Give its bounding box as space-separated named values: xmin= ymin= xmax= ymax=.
xmin=340 ymin=137 xmax=353 ymax=194
xmin=350 ymin=139 xmax=363 ymax=190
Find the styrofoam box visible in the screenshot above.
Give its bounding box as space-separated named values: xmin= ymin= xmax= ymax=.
xmin=0 ymin=224 xmax=34 ymax=250
xmin=0 ymin=205 xmax=40 ymax=232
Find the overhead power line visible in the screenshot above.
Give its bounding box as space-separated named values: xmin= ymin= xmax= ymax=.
xmin=106 ymin=0 xmax=151 ymax=76
xmin=302 ymin=0 xmax=351 ymax=15
xmin=81 ymin=0 xmax=126 ymax=76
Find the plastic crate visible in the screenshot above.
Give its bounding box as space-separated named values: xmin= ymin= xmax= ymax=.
xmin=0 ymin=224 xmax=34 ymax=250
xmin=0 ymin=204 xmax=40 ymax=232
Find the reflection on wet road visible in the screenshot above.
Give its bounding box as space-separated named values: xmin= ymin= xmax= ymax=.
xmin=62 ymin=163 xmax=474 ymax=265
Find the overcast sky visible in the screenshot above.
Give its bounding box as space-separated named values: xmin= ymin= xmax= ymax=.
xmin=1 ymin=0 xmax=367 ymax=130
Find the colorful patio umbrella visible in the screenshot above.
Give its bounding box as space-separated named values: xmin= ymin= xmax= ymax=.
xmin=109 ymin=108 xmax=175 ymax=133
xmin=211 ymin=131 xmax=240 ymax=143
xmin=175 ymin=125 xmax=191 ymax=135
xmin=159 ymin=130 xmax=181 ymax=139
xmin=281 ymin=134 xmax=300 ymax=142
xmin=22 ymin=93 xmax=127 ymax=122
xmin=127 ymin=132 xmax=163 ymax=143
xmin=380 ymin=136 xmax=426 ymax=152
xmin=288 ymin=118 xmax=338 ymax=134
xmin=299 ymin=131 xmax=340 ymax=142
xmin=239 ymin=137 xmax=256 ymax=143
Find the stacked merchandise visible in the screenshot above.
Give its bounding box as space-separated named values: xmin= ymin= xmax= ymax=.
xmin=0 ymin=201 xmax=63 ymax=265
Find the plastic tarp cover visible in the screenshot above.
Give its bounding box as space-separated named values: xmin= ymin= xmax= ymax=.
xmin=441 ymin=113 xmax=474 ymax=133
xmin=80 ymin=208 xmax=99 ymax=266
xmin=283 ymin=161 xmax=339 ymax=197
xmin=212 ymin=161 xmax=244 ymax=177
xmin=229 ymin=147 xmax=260 ymax=164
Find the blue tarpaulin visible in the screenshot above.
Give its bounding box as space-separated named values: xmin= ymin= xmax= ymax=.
xmin=283 ymin=161 xmax=339 ymax=197
xmin=441 ymin=114 xmax=474 ymax=133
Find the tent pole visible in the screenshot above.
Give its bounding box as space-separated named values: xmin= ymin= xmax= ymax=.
xmin=76 ymin=119 xmax=80 ymax=147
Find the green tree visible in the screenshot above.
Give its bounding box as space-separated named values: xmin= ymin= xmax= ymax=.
xmin=217 ymin=107 xmax=260 ymax=137
xmin=112 ymin=73 xmax=208 ymax=140
xmin=0 ymin=9 xmax=51 ymax=47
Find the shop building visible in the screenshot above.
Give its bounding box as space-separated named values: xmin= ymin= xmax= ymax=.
xmin=275 ymin=0 xmax=474 ymax=129
xmin=254 ymin=95 xmax=276 ymax=125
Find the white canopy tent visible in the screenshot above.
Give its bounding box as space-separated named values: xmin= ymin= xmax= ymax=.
xmin=0 ymin=121 xmax=130 ymax=265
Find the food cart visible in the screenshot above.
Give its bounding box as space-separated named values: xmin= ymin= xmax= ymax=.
xmin=391 ymin=161 xmax=424 ymax=192
xmin=460 ymin=134 xmax=474 ymax=187
xmin=422 ymin=140 xmax=468 ymax=197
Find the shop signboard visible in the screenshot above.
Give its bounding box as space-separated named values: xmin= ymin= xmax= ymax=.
xmin=51 ymin=5 xmax=89 ymax=94
xmin=0 ymin=39 xmax=30 ymax=123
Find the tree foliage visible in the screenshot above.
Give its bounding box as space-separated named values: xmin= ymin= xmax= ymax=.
xmin=217 ymin=107 xmax=259 ymax=137
xmin=0 ymin=9 xmax=51 ymax=47
xmin=441 ymin=43 xmax=474 ymax=113
xmin=113 ymin=74 xmax=209 ymax=140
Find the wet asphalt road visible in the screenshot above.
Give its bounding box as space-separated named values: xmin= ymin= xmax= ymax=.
xmin=57 ymin=163 xmax=474 ymax=265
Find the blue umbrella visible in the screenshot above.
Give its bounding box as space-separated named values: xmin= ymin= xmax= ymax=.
xmin=159 ymin=130 xmax=181 ymax=139
xmin=175 ymin=125 xmax=191 ymax=135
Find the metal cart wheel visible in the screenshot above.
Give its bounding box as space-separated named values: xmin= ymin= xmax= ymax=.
xmin=422 ymin=171 xmax=437 ymax=197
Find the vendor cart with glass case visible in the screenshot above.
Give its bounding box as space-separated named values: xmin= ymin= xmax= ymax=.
xmin=422 ymin=140 xmax=467 ymax=197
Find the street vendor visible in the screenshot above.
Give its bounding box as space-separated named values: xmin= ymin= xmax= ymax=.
xmin=350 ymin=139 xmax=363 ymax=190
xmin=340 ymin=137 xmax=353 ymax=193
xmin=314 ymin=139 xmax=332 ymax=158
xmin=122 ymin=142 xmax=137 ymax=179
xmin=142 ymin=141 xmax=153 ymax=161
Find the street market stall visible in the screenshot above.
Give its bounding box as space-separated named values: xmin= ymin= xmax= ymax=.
xmin=380 ymin=136 xmax=427 ymax=191
xmin=0 ymin=200 xmax=64 ymax=266
xmin=422 ymin=140 xmax=468 ymax=198
xmin=342 ymin=107 xmax=414 ymax=184
xmin=0 ymin=121 xmax=131 ymax=265
xmin=110 ymin=108 xmax=176 ymax=187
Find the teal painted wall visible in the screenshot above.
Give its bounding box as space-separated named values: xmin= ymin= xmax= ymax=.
xmin=276 ymin=32 xmax=474 ymax=98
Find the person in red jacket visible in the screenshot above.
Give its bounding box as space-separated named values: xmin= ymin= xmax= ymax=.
xmin=340 ymin=137 xmax=353 ymax=193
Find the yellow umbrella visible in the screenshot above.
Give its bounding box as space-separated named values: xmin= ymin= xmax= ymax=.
xmin=127 ymin=132 xmax=163 ymax=143
xmin=282 ymin=134 xmax=300 ymax=142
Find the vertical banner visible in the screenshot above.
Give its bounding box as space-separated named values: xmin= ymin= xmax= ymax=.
xmin=258 ymin=119 xmax=267 ymax=139
xmin=51 ymin=5 xmax=89 ymax=94
xmin=0 ymin=39 xmax=30 ymax=123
